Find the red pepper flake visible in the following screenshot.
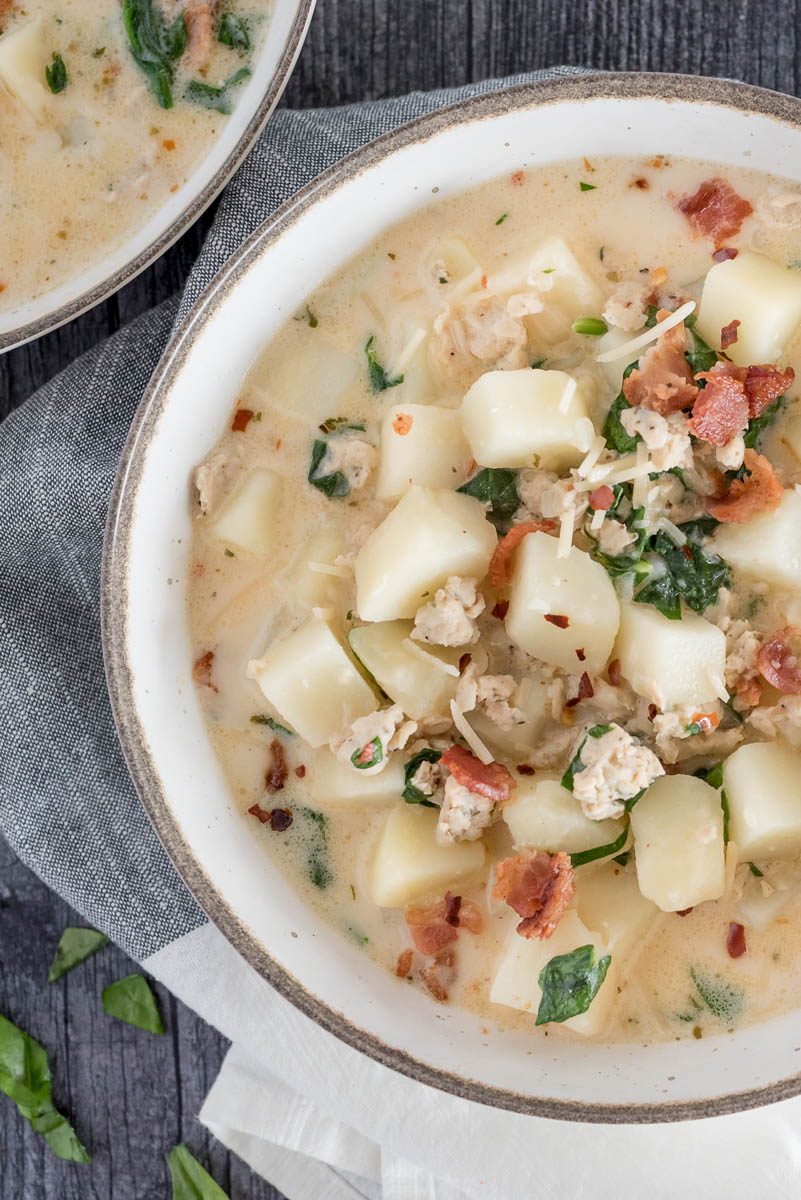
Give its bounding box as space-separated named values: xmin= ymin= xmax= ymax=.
xmin=608 ymin=658 xmax=621 ymax=686
xmin=396 ymin=948 xmax=413 ymax=977
xmin=231 ymin=408 xmax=254 ymax=432
xmin=392 ymin=412 xmax=413 ymax=436
xmin=0 ymin=284 xmax=6 ymax=294
xmin=630 ymin=176 xmax=650 ymax=190
xmin=481 ymin=274 xmax=488 ymax=289
xmin=491 ymin=600 xmax=509 ymax=620
xmin=566 ymin=671 xmax=594 ymax=708
xmin=294 ymin=764 xmax=306 ymax=779
xmin=511 ymin=169 xmax=524 ymax=185
xmin=248 ymin=803 xmax=293 ymax=832
xmin=576 ymin=648 xmax=586 ymax=662
xmin=443 ymin=892 xmax=462 ymax=927
xmin=163 ymin=138 xmax=175 ymax=151
xmin=713 ymin=246 xmax=739 ymax=262
xmin=648 ymin=703 xmax=658 ymax=721
xmin=265 ymin=739 xmax=288 ymax=792
xmin=681 ymin=544 xmax=693 ymax=561
xmin=458 ymin=652 xmax=472 ymax=673
xmin=720 ymin=319 xmax=741 ymax=350
xmin=544 ymin=613 xmax=569 ymax=628
xmin=588 ymin=485 xmax=615 ymax=510
xmin=676 ymin=907 xmax=694 ymax=917
xmin=516 ymin=764 xmax=536 ymax=776
xmin=276 ymin=438 xmax=282 ymax=450
xmin=192 ymin=650 xmax=217 ymax=692
xmin=727 ymin=921 xmax=747 ymax=957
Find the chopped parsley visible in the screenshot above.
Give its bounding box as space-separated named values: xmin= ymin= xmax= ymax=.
xmin=579 ymin=182 xmax=597 ymax=192
xmin=45 ymin=53 xmax=68 ymax=93
xmin=495 ymin=212 xmax=509 ymax=225
xmin=250 ymin=715 xmax=294 ymax=736
xmin=218 ymin=12 xmax=251 ymax=49
xmin=185 ymin=67 xmax=251 ymax=114
xmin=365 ymin=335 xmax=403 ymax=392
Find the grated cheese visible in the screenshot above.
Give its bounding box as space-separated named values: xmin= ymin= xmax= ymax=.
xmin=574 ymin=452 xmax=654 ymax=492
xmin=590 ymin=507 xmax=606 ymax=531
xmin=389 ymin=327 xmax=427 ymax=376
xmin=574 ymin=416 xmax=596 ymax=453
xmin=557 ymin=505 xmax=575 ymax=559
xmin=402 ymin=638 xmax=460 ymax=676
xmin=450 ymin=699 xmax=495 ymax=764
xmin=657 ymin=517 xmax=687 ymax=546
xmin=577 ymin=435 xmax=607 ymax=478
xmin=631 ymin=442 xmax=651 ymax=508
xmin=558 ymin=376 xmax=578 ymax=414
xmin=306 ymin=561 xmax=353 ymax=577
xmin=595 ymin=300 xmax=696 ymax=364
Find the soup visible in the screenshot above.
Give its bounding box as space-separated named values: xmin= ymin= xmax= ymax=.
xmin=0 ymin=0 xmax=267 ymax=312
xmin=188 ymin=154 xmax=801 ymax=1043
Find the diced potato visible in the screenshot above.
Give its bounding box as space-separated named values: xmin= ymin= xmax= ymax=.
xmin=428 ymin=237 xmax=481 ymax=284
xmin=459 ymin=369 xmax=594 ymax=471
xmin=723 ymin=742 xmax=801 ymax=858
xmin=355 ymin=486 xmax=496 ymax=622
xmin=503 ymin=777 xmax=625 ymax=855
xmin=490 ymin=910 xmax=617 ymax=1036
xmin=307 ymin=750 xmax=404 ymax=810
xmin=615 ymin=600 xmax=726 ymax=709
xmin=630 ymin=775 xmax=725 ymax=912
xmin=348 ymin=620 xmax=460 ymax=719
xmin=575 ymin=863 xmax=659 ymax=959
xmin=468 ymin=675 xmax=551 ymax=758
xmin=712 ymin=489 xmax=801 ymax=590
xmin=375 ymin=404 xmax=472 ymax=501
xmin=505 ymin=532 xmax=619 ymax=675
xmin=252 ymin=342 xmax=359 ymax=425
xmin=291 ymin=530 xmax=349 ymax=613
xmin=488 ymin=237 xmax=605 ymax=345
xmin=249 ymin=618 xmax=376 ymax=747
xmin=368 ymin=803 xmax=485 ymax=906
xmin=210 ymin=468 xmax=283 ymax=557
xmin=696 ymin=251 xmax=801 ymax=366
xmin=736 ymin=873 xmax=793 ymax=931
xmin=0 ymin=20 xmax=50 ymax=123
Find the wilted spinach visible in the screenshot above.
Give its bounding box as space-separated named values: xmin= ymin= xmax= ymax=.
xmin=536 ymin=945 xmax=612 ymax=1025
xmin=122 ymin=0 xmax=187 ymax=108
xmin=402 ymin=748 xmax=442 ymax=807
xmin=457 ymin=468 xmax=520 ymax=530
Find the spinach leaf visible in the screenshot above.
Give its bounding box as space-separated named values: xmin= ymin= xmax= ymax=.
xmin=0 ymin=1013 xmax=91 ymax=1162
xmin=570 ymin=824 xmax=629 ymax=868
xmin=685 ymin=324 xmax=718 ymax=374
xmin=217 ymin=12 xmax=250 ymax=50
xmin=185 ymin=67 xmax=250 ymax=114
xmin=689 ymin=967 xmax=744 ymax=1021
xmin=587 ymin=503 xmax=649 ymax=578
xmin=535 ymin=945 xmax=612 ymax=1025
xmin=308 ymin=438 xmax=350 ymax=498
xmin=298 ymin=808 xmax=332 ymax=889
xmin=168 ymin=1144 xmax=230 ymax=1198
xmin=350 ymin=736 xmax=383 ymax=770
xmin=743 ymin=396 xmax=785 ymax=449
xmin=402 ymin=748 xmax=442 ymax=807
xmin=644 ymin=304 xmax=659 ymax=328
xmin=561 ymin=724 xmax=613 ymax=791
xmin=122 ymin=0 xmax=187 ymax=108
xmin=48 ymin=928 xmax=109 ymax=983
xmin=365 ymin=336 xmax=403 ymax=391
xmin=602 ymin=391 xmax=639 ymax=454
xmin=634 ymin=524 xmax=729 ymax=621
xmin=45 ymin=53 xmax=68 ymax=94
xmin=250 ymin=714 xmax=294 ymax=736
xmin=457 ymin=468 xmax=519 ymax=530
xmin=102 ymin=974 xmax=164 ymax=1034
xmin=634 ymin=566 xmax=681 ymax=620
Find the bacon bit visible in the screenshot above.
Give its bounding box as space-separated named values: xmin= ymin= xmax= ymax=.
xmin=265 ymin=739 xmax=288 ymax=791
xmin=248 ymin=803 xmax=293 ymax=832
xmin=736 ymin=677 xmax=763 ymax=708
xmin=489 ymin=520 xmax=555 ymax=587
xmin=516 ymin=764 xmax=536 ymax=775
xmin=588 ymin=484 xmax=615 ymax=510
xmin=493 ymin=850 xmax=575 ymax=940
xmin=396 ymin=948 xmax=414 ymax=978
xmin=276 ymin=438 xmax=282 ymax=450
xmin=706 ymin=449 xmax=783 ymax=524
xmin=690 ymin=368 xmax=749 ymax=446
xmin=441 ymin=745 xmax=514 ymax=806
xmin=651 ymin=155 xmax=667 ymax=168
xmin=248 ymin=803 xmax=270 ymax=824
xmin=631 ymin=176 xmax=650 ymax=190
xmin=713 ymin=246 xmax=739 ymax=262
xmin=677 ymin=178 xmax=754 ymax=246
xmin=566 ymin=672 xmax=594 ymax=708
xmin=744 ymin=364 xmax=794 ymax=418
xmin=691 ymin=711 xmax=720 ymax=732
xmin=608 ymin=658 xmax=621 ymax=686
xmin=583 ymin=157 xmax=595 ymax=172
xmin=676 ymin=907 xmax=693 ymax=917
xmin=648 ymin=703 xmax=658 ymax=721
xmin=458 ymin=652 xmax=472 ymax=673
xmin=491 ymin=599 xmax=509 ymax=620
xmin=720 ymin=319 xmax=741 ymax=350
xmin=576 ymin=648 xmax=586 ymax=662
xmin=444 ymin=892 xmax=462 ymax=926
xmin=192 ymin=650 xmax=217 ymax=692
xmin=757 ymin=627 xmax=801 ymax=694
xmin=162 ymin=139 xmax=176 ymax=151
xmin=511 ymin=170 xmax=524 ymax=185
xmin=544 ymin=613 xmax=569 ymax=628
xmin=418 ymin=948 xmax=455 ymax=1003
xmin=231 ymin=408 xmax=254 ymax=433
xmin=170 ymin=184 xmax=180 ymax=193
xmin=0 ymin=284 xmax=6 ymax=294
xmin=294 ymin=764 xmax=306 ymax=779
xmin=392 ymin=412 xmax=413 ymax=435
xmin=406 ymin=901 xmax=459 ymax=956
xmin=623 ymin=311 xmax=698 ymax=415
xmin=727 ymin=921 xmax=747 ymax=958
xmin=356 ymin=741 xmax=378 ymax=766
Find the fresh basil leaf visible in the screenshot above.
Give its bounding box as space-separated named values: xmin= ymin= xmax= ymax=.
xmin=217 ymin=12 xmax=250 ymax=49
xmin=402 ymin=748 xmax=441 ymax=807
xmin=560 ymin=725 xmax=612 ymax=791
xmin=122 ymin=0 xmax=187 ymax=108
xmin=743 ymin=396 xmax=785 ymax=449
xmin=0 ymin=1014 xmax=91 ymax=1162
xmin=45 ymin=53 xmax=68 ymax=93
xmin=351 ymin=736 xmax=383 ymax=770
xmin=48 ymin=928 xmax=109 ymax=983
xmin=298 ymin=808 xmax=332 ymax=889
xmin=365 ymin=335 xmax=403 ymax=391
xmin=535 ymin=945 xmax=611 ymax=1025
xmin=684 ymin=324 xmax=718 ymax=374
xmin=102 ymin=974 xmax=164 ymax=1034
xmin=250 ymin=714 xmax=293 ymax=736
xmin=602 ymin=389 xmax=639 ymax=454
xmin=308 ymin=438 xmax=350 ymax=498
xmin=185 ymin=67 xmax=250 ymax=113
xmin=689 ymin=967 xmax=744 ymax=1021
xmin=570 ymin=824 xmax=629 ymax=868
xmin=457 ymin=468 xmax=519 ymax=530
xmin=168 ymin=1143 xmax=230 ymax=1198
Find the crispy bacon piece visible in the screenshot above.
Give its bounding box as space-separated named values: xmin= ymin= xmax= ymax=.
xmin=294 ymin=764 xmax=306 ymax=779
xmin=705 ymin=449 xmax=783 ymax=524
xmin=608 ymin=658 xmax=622 ymax=686
xmin=248 ymin=804 xmax=293 ymax=831
xmin=492 ymin=850 xmax=575 ymax=940
xmin=720 ymin=320 xmax=741 ymax=350
xmin=489 ymin=521 xmax=555 ymax=587
xmin=727 ymin=922 xmax=747 ymax=958
xmin=588 ymin=484 xmax=615 ymax=510
xmin=418 ymin=948 xmax=455 ymax=1003
xmin=677 ymin=178 xmax=753 ymax=246
xmin=392 ymin=412 xmax=413 ymax=435
xmin=576 ymin=648 xmax=586 ymax=662
xmin=396 ymin=949 xmax=413 ymax=978
xmin=622 ymin=313 xmax=698 ymax=415
xmin=566 ymin=672 xmax=594 ymax=707
xmin=231 ymin=408 xmax=254 ymax=432
xmin=544 ymin=613 xmax=569 ymax=628
xmin=441 ymin=745 xmax=514 ymax=806
xmin=458 ymin=653 xmax=472 ymax=673
xmin=192 ymin=650 xmax=217 ymax=692
xmin=265 ymin=739 xmax=288 ymax=791
xmin=743 ymin=364 xmax=794 ymax=418
xmin=736 ymin=677 xmax=763 ymax=708
xmin=676 ymin=907 xmax=693 ymax=917
xmin=516 ymin=764 xmax=536 ymax=775
xmin=405 ymin=894 xmax=483 ymax=956
xmin=492 ymin=599 xmax=509 ymax=620
xmin=690 ymin=368 xmax=749 ymax=446
xmin=756 ymin=627 xmax=801 ymax=694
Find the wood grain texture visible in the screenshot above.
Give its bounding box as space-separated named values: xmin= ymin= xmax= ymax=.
xmin=2 ymin=0 xmax=799 ymax=1195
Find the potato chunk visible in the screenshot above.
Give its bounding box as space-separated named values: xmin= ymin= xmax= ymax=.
xmin=459 ymin=369 xmax=593 ymax=471
xmin=348 ymin=620 xmax=459 ymax=719
xmin=375 ymin=404 xmax=472 ymax=501
xmin=488 ymin=236 xmax=605 ymax=345
xmin=468 ymin=674 xmax=550 ymax=759
xmin=696 ymin=251 xmax=801 ymax=366
xmin=712 ymin=489 xmax=801 ymax=590
xmin=0 ymin=20 xmax=50 ymax=123
xmin=368 ymin=803 xmax=485 ymax=906
xmin=630 ymin=775 xmax=725 ymax=912
xmin=503 ymin=777 xmax=625 ymax=855
xmin=615 ymin=600 xmax=726 ymax=709
xmin=574 ymin=863 xmax=658 ymax=959
xmin=209 ymin=468 xmax=282 ymax=557
xmin=355 ymin=486 xmax=496 ymax=622
xmin=490 ymin=910 xmax=616 ymax=1035
xmin=505 ymin=531 xmax=619 ymax=674
xmin=723 ymin=742 xmax=801 ymax=858
xmin=307 ymin=750 xmax=404 ymax=810
xmin=248 ymin=619 xmax=376 ymax=747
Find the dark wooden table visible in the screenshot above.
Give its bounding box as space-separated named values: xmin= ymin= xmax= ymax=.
xmin=1 ymin=0 xmax=796 ymax=1194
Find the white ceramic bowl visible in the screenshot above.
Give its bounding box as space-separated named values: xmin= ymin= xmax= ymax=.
xmin=0 ymin=0 xmax=315 ymax=352
xmin=103 ymin=73 xmax=801 ymax=1121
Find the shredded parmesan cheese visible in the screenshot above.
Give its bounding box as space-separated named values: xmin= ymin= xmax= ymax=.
xmin=449 ymin=699 xmax=495 ymax=764
xmin=590 ymin=507 xmax=606 ymax=531
xmin=574 ymin=416 xmax=596 ymax=453
xmin=558 ymin=376 xmax=578 ymax=414
xmin=306 ymin=561 xmax=353 ymax=577
xmin=631 ymin=442 xmax=651 ymax=508
xmin=577 ymin=435 xmax=607 ymax=478
xmin=402 ymin=637 xmax=460 ymax=676
xmin=574 ymin=452 xmax=654 ymax=492
xmin=595 ymin=300 xmax=696 ymax=364
xmin=389 ymin=327 xmax=427 ymax=376
xmin=657 ymin=517 xmax=687 ymax=546
xmin=557 ymin=506 xmax=575 ymax=559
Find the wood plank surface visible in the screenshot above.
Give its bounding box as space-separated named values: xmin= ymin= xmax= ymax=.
xmin=1 ymin=0 xmax=798 ymax=1194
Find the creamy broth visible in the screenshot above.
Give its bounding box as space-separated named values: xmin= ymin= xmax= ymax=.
xmin=188 ymin=154 xmax=801 ymax=1044
xmin=0 ymin=0 xmax=267 ymax=311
